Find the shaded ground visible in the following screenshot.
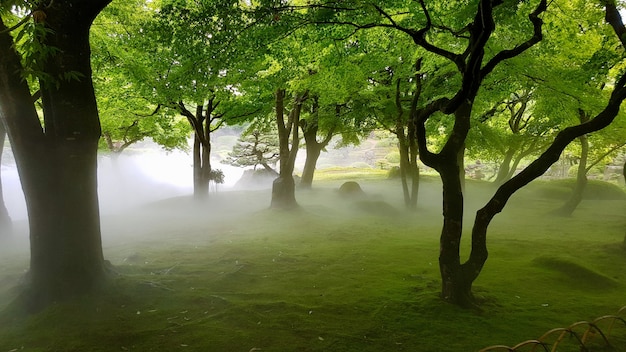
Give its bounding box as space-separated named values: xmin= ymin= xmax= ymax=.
xmin=0 ymin=176 xmax=625 ymax=351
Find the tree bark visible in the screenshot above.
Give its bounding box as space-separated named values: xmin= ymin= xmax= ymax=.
xmin=0 ymin=0 xmax=111 ymax=311
xmin=299 ymin=99 xmax=334 ymax=189
xmin=271 ymin=89 xmax=306 ymax=209
xmin=180 ymin=103 xmax=213 ymax=200
xmin=437 ymin=101 xmax=473 ymax=306
xmin=300 ymin=141 xmax=322 ymax=189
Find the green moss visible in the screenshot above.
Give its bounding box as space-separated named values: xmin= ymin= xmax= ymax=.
xmin=1 ymin=176 xmax=625 ymax=351
xmin=531 ymin=179 xmax=626 ymax=200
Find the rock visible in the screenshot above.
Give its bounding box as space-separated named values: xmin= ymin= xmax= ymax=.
xmin=338 ymin=181 xmax=365 ymax=197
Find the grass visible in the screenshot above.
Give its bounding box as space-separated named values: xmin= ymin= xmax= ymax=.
xmin=0 ymin=172 xmax=625 ymax=352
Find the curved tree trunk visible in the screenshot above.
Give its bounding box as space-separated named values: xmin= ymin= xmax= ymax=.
xmin=300 ymin=142 xmax=322 ymax=189
xmin=493 ymin=147 xmax=516 ymax=186
xmin=468 ymin=75 xmax=626 ymax=307
xmin=299 ymin=99 xmax=334 ymax=189
xmin=437 ymin=102 xmax=473 ymax=307
xmin=0 ymin=124 xmax=12 ymax=235
xmin=0 ymin=1 xmax=111 ymax=311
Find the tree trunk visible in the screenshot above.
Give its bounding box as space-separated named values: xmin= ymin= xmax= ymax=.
xmin=409 ymin=140 xmax=420 ymax=209
xmin=396 ymin=77 xmax=420 ymax=210
xmin=0 ymin=124 xmax=12 ymax=235
xmin=436 ymin=102 xmax=473 ymax=307
xmin=552 ymin=110 xmax=590 ymax=217
xmin=493 ymin=147 xmax=516 ymax=186
xmin=271 ymin=89 xmax=306 ymax=209
xmin=181 ymin=103 xmax=212 ymax=200
xmin=0 ymin=1 xmax=111 ymax=311
xmin=192 ymin=132 xmax=209 ymax=199
xmin=407 ymin=112 xmax=420 ymax=209
xmin=299 ymin=98 xmax=334 ymax=189
xmin=438 ymin=160 xmax=471 ymax=306
xmin=397 ymin=135 xmax=411 ymax=207
xmin=300 ymin=142 xmax=322 ymax=189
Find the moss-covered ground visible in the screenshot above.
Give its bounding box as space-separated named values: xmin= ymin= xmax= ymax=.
xmin=0 ymin=172 xmax=625 ymax=351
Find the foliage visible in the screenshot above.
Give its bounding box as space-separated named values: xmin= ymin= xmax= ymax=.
xmin=91 ymin=0 xmax=191 ymax=153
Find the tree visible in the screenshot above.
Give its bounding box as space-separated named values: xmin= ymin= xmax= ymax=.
xmin=101 ymin=0 xmax=262 ymax=200
xmin=271 ymin=88 xmax=308 ymax=209
xmin=295 ymin=28 xmax=379 ymax=189
xmin=225 ymin=127 xmax=280 ymax=175
xmin=0 ymin=0 xmax=111 ymax=311
xmin=276 ymin=0 xmax=626 ymax=307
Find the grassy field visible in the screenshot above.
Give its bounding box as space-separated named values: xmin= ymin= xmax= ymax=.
xmin=0 ymin=171 xmax=625 ymax=351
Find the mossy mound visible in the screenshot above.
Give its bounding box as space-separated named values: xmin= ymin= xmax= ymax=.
xmin=532 ymin=179 xmax=626 ymax=200
xmin=532 ymin=256 xmax=618 ymax=290
xmin=352 ymin=200 xmax=400 ymax=217
xmin=337 ymin=181 xmax=365 ymax=197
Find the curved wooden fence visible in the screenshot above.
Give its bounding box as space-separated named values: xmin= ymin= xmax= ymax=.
xmin=480 ymin=306 xmax=626 ymax=352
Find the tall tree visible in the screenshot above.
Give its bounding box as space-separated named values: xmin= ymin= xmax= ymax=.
xmin=274 ymin=0 xmax=626 ymax=306
xmin=0 ymin=0 xmax=111 ymax=311
xmin=271 ymin=88 xmax=308 ymax=209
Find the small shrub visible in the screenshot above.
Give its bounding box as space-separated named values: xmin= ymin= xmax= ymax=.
xmin=388 ymin=166 xmax=401 ymax=179
xmin=385 ymin=151 xmax=401 ymax=164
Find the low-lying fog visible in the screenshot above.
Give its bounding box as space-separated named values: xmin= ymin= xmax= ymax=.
xmin=1 ymin=140 xmax=450 ymax=258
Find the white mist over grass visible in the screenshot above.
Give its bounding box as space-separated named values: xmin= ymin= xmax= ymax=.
xmin=1 ymin=144 xmax=246 ymax=222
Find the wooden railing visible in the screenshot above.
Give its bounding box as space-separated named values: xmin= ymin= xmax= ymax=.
xmin=480 ymin=306 xmax=626 ymax=352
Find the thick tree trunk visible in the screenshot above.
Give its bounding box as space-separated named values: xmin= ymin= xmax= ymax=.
xmin=0 ymin=125 xmax=12 ymax=235
xmin=439 ymin=161 xmax=473 ymax=306
xmin=182 ymin=103 xmax=213 ymax=200
xmin=0 ymin=0 xmax=111 ymax=311
xmin=271 ymin=89 xmax=306 ymax=209
xmin=437 ymin=102 xmax=474 ymax=307
xmin=299 ymin=98 xmax=333 ymax=189
xmin=300 ymin=142 xmax=322 ymax=189
xmin=25 ymin=144 xmax=104 ymax=308
xmin=192 ymin=132 xmax=209 ymax=199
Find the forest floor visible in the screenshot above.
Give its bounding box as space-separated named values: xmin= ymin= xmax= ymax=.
xmin=0 ymin=171 xmax=625 ymax=351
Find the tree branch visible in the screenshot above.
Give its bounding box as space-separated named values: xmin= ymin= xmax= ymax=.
xmin=481 ymin=0 xmax=548 ymax=78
